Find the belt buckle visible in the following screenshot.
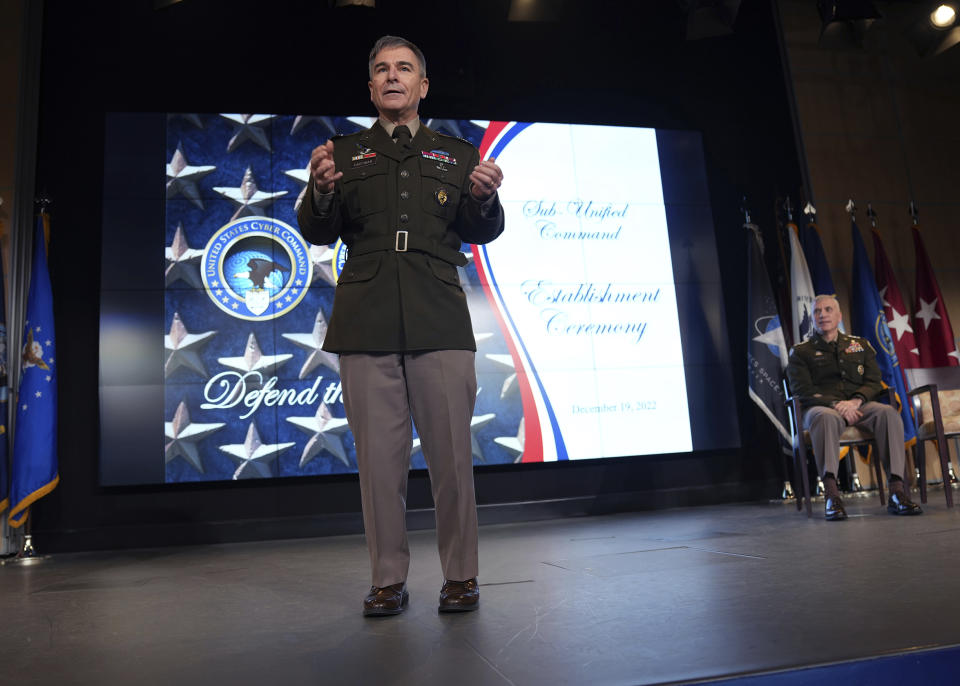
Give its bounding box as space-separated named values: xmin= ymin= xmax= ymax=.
xmin=395 ymin=230 xmax=408 ymax=252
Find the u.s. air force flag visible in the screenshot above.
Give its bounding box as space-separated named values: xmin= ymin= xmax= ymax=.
xmin=8 ymin=215 xmax=59 ymax=527
xmin=747 ymin=224 xmax=789 ymax=440
xmin=850 ymin=218 xmax=916 ymax=447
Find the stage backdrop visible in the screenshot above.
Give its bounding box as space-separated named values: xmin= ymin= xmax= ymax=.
xmin=99 ymin=113 xmax=739 ymax=486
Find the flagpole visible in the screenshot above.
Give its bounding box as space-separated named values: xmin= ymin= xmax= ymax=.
xmin=0 ymin=506 xmax=48 ymax=566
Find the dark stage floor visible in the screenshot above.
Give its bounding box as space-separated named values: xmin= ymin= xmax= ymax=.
xmin=3 ymin=489 xmax=960 ymax=685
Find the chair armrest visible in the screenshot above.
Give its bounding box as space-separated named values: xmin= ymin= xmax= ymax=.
xmin=907 ymin=383 xmax=939 ymax=397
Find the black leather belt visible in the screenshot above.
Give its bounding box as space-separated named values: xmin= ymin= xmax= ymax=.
xmin=348 ymin=231 xmax=468 ymax=267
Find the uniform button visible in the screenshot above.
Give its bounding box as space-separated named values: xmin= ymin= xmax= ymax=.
xmin=400 ymin=214 xmax=409 ymax=223
xmin=400 ymin=191 xmax=410 ymax=200
xmin=400 ymin=169 xmax=409 ymax=178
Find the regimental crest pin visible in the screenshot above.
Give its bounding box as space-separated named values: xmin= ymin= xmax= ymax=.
xmin=858 ymin=364 xmax=864 ymax=375
xmin=435 ymin=188 xmax=448 ymax=206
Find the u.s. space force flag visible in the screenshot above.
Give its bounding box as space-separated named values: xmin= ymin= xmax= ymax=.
xmin=747 ymin=224 xmax=790 ymax=440
xmin=851 ymin=219 xmax=916 ymax=447
xmin=8 ymin=215 xmax=59 ymax=527
xmin=787 ymin=222 xmax=816 ymax=345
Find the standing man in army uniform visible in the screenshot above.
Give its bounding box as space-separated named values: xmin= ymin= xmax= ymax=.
xmin=298 ymin=35 xmax=504 ymax=616
xmin=786 ymin=294 xmax=921 ymax=520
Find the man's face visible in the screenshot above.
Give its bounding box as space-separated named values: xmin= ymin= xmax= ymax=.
xmin=368 ymin=46 xmax=429 ymax=122
xmin=813 ymin=298 xmax=842 ymax=336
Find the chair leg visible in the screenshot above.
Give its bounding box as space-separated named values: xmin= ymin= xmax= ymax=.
xmin=871 ymin=444 xmax=885 ymax=506
xmin=797 ymin=442 xmax=813 ymax=518
xmin=916 ymin=440 xmax=928 ymax=504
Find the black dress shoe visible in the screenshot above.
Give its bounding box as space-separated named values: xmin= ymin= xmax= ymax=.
xmin=438 ymin=578 xmax=479 ymax=613
xmin=363 ymin=582 xmax=409 ymax=617
xmin=887 ymin=492 xmax=923 ymax=516
xmin=825 ymin=496 xmax=848 ymax=521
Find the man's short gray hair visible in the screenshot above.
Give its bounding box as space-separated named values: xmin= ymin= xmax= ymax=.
xmin=368 ymin=35 xmax=427 ymax=78
xmin=814 ymin=294 xmax=841 ymax=310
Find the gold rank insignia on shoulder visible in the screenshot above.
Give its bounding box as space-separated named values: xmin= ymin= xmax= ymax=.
xmin=436 ymin=188 xmax=448 ymax=206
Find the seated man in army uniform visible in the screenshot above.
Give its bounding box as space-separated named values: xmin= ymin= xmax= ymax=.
xmin=786 ymin=294 xmax=922 ymax=520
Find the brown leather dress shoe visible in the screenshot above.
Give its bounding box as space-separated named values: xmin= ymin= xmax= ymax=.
xmin=363 ymin=582 xmax=409 ymax=617
xmin=438 ymin=578 xmax=479 ymax=613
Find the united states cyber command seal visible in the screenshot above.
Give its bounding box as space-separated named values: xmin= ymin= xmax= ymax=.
xmin=332 ymin=238 xmax=349 ymax=283
xmin=201 ymin=216 xmax=313 ymax=321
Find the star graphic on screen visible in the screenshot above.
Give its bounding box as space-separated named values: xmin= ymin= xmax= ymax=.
xmin=219 ymin=422 xmax=295 ymax=479
xmin=281 ymin=308 xmax=340 ymax=379
xmin=165 ymin=223 xmax=204 ymax=288
xmin=424 ymin=119 xmax=464 ymax=138
xmin=309 ymin=245 xmax=338 ymax=287
xmin=286 ymin=402 xmax=351 ymax=467
xmin=495 ymin=418 xmax=525 ymax=463
xmin=474 ymin=332 xmax=493 ymax=346
xmin=220 ymin=114 xmax=276 ymax=152
xmin=290 ymin=115 xmax=337 ymax=136
xmin=217 ymin=332 xmax=293 ymax=376
xmin=164 ymin=400 xmax=226 ymax=473
xmin=886 ymin=306 xmax=913 ymax=341
xmin=166 ymin=143 xmax=216 ymax=210
xmin=346 ymin=116 xmax=376 ymax=130
xmin=286 ymin=164 xmax=311 ymax=213
xmin=915 ymin=297 xmax=941 ymax=331
xmin=168 ymin=113 xmax=204 ymax=128
xmin=485 ymin=353 xmax=519 ymax=399
xmin=164 ymin=312 xmax=216 ymax=379
xmin=213 ymin=167 xmax=288 ymax=221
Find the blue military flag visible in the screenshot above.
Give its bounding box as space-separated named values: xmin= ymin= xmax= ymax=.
xmin=850 ymin=219 xmax=916 ymax=447
xmin=747 ymin=223 xmax=790 ymax=440
xmin=801 ymin=220 xmax=845 ymax=333
xmin=8 ymin=215 xmax=58 ymax=527
xmin=0 ymin=236 xmax=8 ymax=516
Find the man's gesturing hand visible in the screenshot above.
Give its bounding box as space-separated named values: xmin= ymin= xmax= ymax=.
xmin=310 ymin=140 xmax=342 ymax=194
xmin=469 ymin=158 xmax=503 ymax=201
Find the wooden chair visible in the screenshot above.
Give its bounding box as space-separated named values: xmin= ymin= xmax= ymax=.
xmin=784 ymin=381 xmax=890 ymax=517
xmin=904 ymin=367 xmax=960 ymax=508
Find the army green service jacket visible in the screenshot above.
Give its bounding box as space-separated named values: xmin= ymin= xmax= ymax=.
xmin=785 ymin=332 xmax=884 ymax=409
xmin=298 ymin=121 xmax=504 ymax=353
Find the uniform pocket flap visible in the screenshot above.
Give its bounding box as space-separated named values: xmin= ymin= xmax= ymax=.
xmin=338 ymin=253 xmax=383 ymax=284
xmin=428 ymin=256 xmax=460 ymax=287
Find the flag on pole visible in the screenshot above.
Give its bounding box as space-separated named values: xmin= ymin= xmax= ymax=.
xmin=800 ymin=220 xmax=835 ymax=296
xmin=0 ymin=237 xmax=8 ymax=516
xmin=8 ymin=215 xmax=59 ymax=528
xmin=747 ymin=224 xmax=790 ymax=441
xmin=912 ymin=225 xmax=959 ymax=366
xmin=851 ymin=218 xmax=916 ymax=447
xmin=872 ymin=227 xmax=919 ymax=369
xmin=787 ymin=222 xmax=816 ymax=345
xmin=800 ymin=219 xmax=844 ymax=333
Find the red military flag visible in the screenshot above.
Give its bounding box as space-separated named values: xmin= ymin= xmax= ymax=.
xmin=912 ymin=225 xmax=959 ymax=366
xmin=873 ymin=227 xmax=919 ymax=369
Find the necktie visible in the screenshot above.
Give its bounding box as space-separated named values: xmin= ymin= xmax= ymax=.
xmin=393 ymin=124 xmax=412 ymax=152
